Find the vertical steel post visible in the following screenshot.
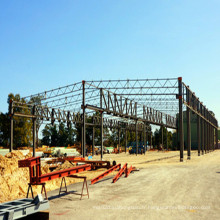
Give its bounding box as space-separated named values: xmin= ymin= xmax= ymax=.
xmin=216 ymin=128 xmax=218 ymax=150
xmin=208 ymin=122 xmax=210 ymax=152
xmin=150 ymin=132 xmax=152 ymax=149
xmin=136 ymin=121 xmax=138 ymax=156
xmin=208 ymin=123 xmax=210 ymax=152
xmin=81 ymin=125 xmax=84 ymax=156
xmin=10 ymin=117 xmax=13 ymax=152
xmin=205 ymin=121 xmax=207 ymax=154
xmin=82 ymin=81 xmax=86 ymax=158
xmin=166 ymin=127 xmax=168 ymax=150
xmin=100 ymin=88 xmax=103 ymax=159
xmin=125 ymin=127 xmax=127 ymax=153
xmin=201 ymin=104 xmax=204 ymax=155
xmin=161 ymin=125 xmax=163 ymax=150
xmin=187 ymin=87 xmax=191 ymax=160
xmin=9 ymin=100 xmax=13 ymax=152
xmin=101 ymin=111 xmax=103 ymax=160
xmin=187 ymin=107 xmax=191 ymax=159
xmin=118 ymin=126 xmax=120 ymax=153
xmin=144 ymin=123 xmax=146 ymax=154
xmin=33 ymin=105 xmax=36 ymax=157
xmin=178 ymin=77 xmax=184 ymax=162
xmin=201 ymin=118 xmax=204 ymax=155
xmin=211 ymin=127 xmax=213 ymax=151
xmin=197 ymin=114 xmax=201 ymax=156
xmin=92 ymin=124 xmax=95 ymax=156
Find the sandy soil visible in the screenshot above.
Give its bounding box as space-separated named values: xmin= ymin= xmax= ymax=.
xmin=48 ymin=150 xmax=220 ymax=220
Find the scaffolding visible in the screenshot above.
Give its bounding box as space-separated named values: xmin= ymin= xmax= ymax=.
xmin=9 ymin=77 xmax=218 ymax=161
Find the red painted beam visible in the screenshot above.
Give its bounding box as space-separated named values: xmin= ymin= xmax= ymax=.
xmin=38 ymin=164 xmax=91 ymax=183
xmin=112 ymin=163 xmax=127 ymax=183
xmin=18 ymin=157 xmax=41 ymax=167
xmin=91 ymin=164 xmax=121 ymax=185
xmin=125 ymin=165 xmax=133 ymax=177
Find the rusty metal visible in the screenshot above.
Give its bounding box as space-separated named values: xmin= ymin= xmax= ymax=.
xmin=125 ymin=165 xmax=133 ymax=177
xmin=112 ymin=163 xmax=127 ymax=183
xmin=91 ymin=164 xmax=121 ymax=185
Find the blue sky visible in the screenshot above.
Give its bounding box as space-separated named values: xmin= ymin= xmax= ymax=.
xmin=0 ymin=0 xmax=220 ymax=122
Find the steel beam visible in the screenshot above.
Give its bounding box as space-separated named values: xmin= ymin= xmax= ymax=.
xmin=178 ymin=77 xmax=184 ymax=162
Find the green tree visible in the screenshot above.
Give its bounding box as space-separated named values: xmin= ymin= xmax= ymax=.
xmin=0 ymin=113 xmax=10 ymax=146
xmin=7 ymin=93 xmax=33 ymax=147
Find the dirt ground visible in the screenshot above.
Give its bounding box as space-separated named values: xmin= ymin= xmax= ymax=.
xmin=48 ymin=150 xmax=220 ymax=220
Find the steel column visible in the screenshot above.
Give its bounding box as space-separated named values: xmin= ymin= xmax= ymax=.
xmin=125 ymin=128 xmax=127 ymax=153
xmin=166 ymin=127 xmax=168 ymax=150
xmin=197 ymin=114 xmax=201 ymax=156
xmin=201 ymin=105 xmax=204 ymax=155
xmin=81 ymin=126 xmax=84 ymax=156
xmin=187 ymin=107 xmax=191 ymax=160
xmin=118 ymin=127 xmax=120 ymax=152
xmin=150 ymin=132 xmax=152 ymax=149
xmin=178 ymin=77 xmax=184 ymax=162
xmin=204 ymin=121 xmax=207 ymax=154
xmin=100 ymin=88 xmax=103 ymax=159
xmin=32 ymin=105 xmax=36 ymax=157
xmin=10 ymin=116 xmax=13 ymax=152
xmin=82 ymin=81 xmax=86 ymax=158
xmin=9 ymin=100 xmax=13 ymax=152
xmin=136 ymin=121 xmax=138 ymax=156
xmin=92 ymin=126 xmax=95 ymax=156
xmin=161 ymin=125 xmax=164 ymax=150
xmin=101 ymin=111 xmax=103 ymax=159
xmin=144 ymin=123 xmax=146 ymax=154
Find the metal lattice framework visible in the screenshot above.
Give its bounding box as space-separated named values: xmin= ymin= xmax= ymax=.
xmin=9 ymin=77 xmax=218 ymax=161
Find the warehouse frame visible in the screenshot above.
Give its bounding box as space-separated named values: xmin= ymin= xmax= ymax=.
xmin=8 ymin=77 xmax=218 ymax=161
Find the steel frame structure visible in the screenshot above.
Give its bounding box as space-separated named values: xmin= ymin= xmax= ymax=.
xmin=9 ymin=77 xmax=218 ymax=161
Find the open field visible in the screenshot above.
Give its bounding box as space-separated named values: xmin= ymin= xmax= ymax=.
xmin=48 ymin=150 xmax=220 ymax=220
